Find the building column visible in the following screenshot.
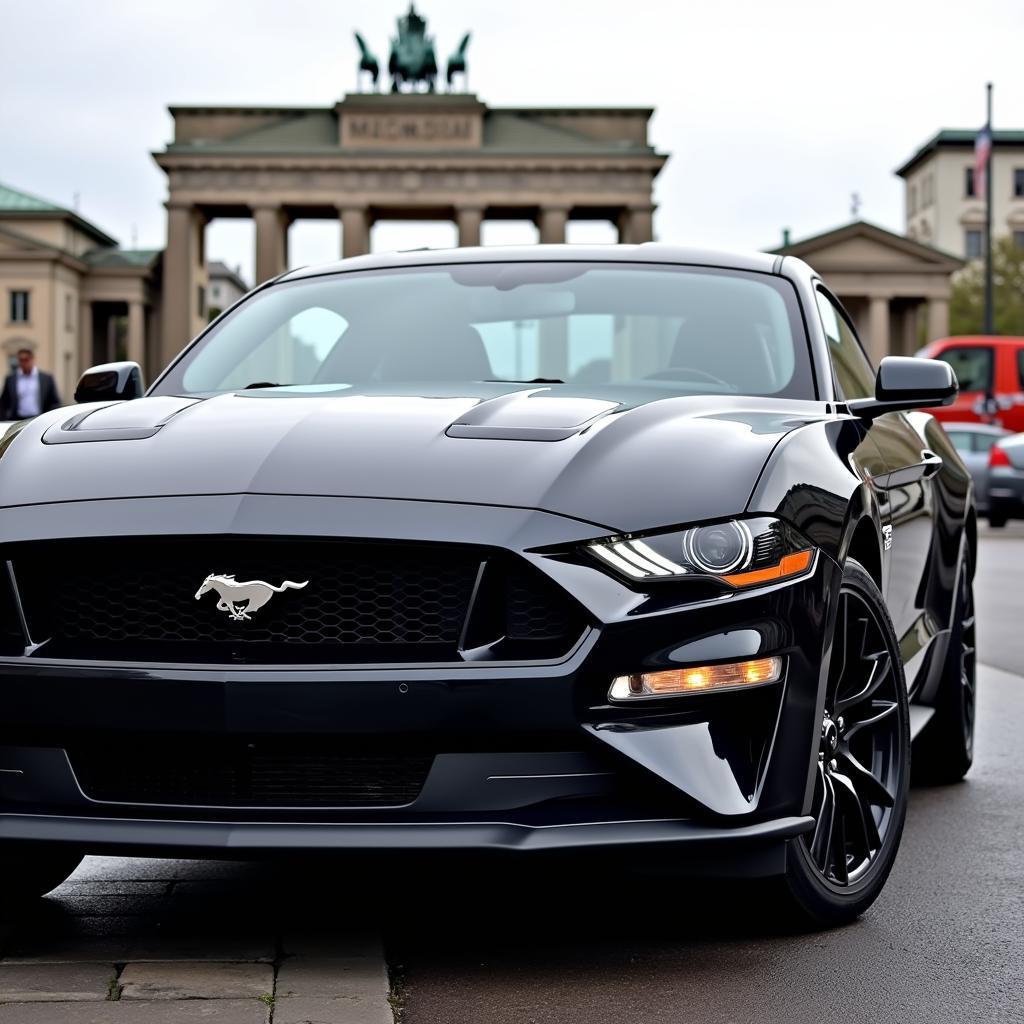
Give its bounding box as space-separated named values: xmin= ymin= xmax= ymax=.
xmin=926 ymin=297 xmax=950 ymax=343
xmin=78 ymin=300 xmax=93 ymax=377
xmin=538 ymin=206 xmax=569 ymax=244
xmin=619 ymin=205 xmax=655 ymax=244
xmin=341 ymin=207 xmax=370 ymax=258
xmin=457 ymin=206 xmax=484 ymax=248
xmin=868 ymin=296 xmax=891 ymax=365
xmin=253 ymin=205 xmax=289 ymax=284
xmin=127 ymin=300 xmax=146 ymax=372
xmin=161 ymin=203 xmax=204 ymax=369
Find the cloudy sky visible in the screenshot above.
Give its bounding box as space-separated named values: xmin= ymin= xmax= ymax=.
xmin=3 ymin=0 xmax=1023 ymax=284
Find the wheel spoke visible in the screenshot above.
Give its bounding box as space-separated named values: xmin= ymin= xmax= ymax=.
xmin=830 ymin=805 xmax=849 ymax=885
xmin=837 ymin=748 xmax=894 ymax=809
xmin=828 ymin=592 xmax=849 ymax=701
xmin=810 ymin=767 xmax=836 ymax=872
xmin=843 ymin=699 xmax=898 ymax=743
xmin=832 ymin=769 xmax=879 ymax=859
xmin=835 ymin=651 xmax=891 ymax=717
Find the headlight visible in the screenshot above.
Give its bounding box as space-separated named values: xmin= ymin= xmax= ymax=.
xmin=588 ymin=516 xmax=814 ymax=588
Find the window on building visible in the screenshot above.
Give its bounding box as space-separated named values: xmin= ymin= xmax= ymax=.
xmin=1015 ymin=168 xmax=1024 ymax=198
xmin=965 ymin=167 xmax=976 ymax=198
xmin=816 ymin=288 xmax=876 ymax=400
xmin=1014 ymin=231 xmax=1024 ymax=251
xmin=965 ymin=230 xmax=983 ymax=260
xmin=9 ymin=291 xmax=29 ymax=323
xmin=909 ymin=185 xmax=917 ymax=215
xmin=65 ymin=294 xmax=74 ymax=331
xmin=197 ymin=285 xmax=206 ymax=319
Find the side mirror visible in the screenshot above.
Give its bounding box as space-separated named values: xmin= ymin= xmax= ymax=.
xmin=848 ymin=356 xmax=958 ymax=420
xmin=74 ymin=362 xmax=145 ymax=404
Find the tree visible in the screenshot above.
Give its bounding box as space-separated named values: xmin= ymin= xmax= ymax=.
xmin=949 ymin=236 xmax=1024 ymax=336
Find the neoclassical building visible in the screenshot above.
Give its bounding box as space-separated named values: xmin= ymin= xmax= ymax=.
xmin=0 ymin=182 xmax=161 ymax=400
xmin=153 ymin=92 xmax=667 ymax=364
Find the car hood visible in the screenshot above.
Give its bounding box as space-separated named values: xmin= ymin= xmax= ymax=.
xmin=0 ymin=384 xmax=827 ymax=534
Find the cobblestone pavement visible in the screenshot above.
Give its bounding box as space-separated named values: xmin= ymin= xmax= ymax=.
xmin=0 ymin=857 xmax=391 ymax=1022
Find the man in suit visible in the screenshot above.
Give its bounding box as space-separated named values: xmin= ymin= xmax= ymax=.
xmin=0 ymin=348 xmax=62 ymax=421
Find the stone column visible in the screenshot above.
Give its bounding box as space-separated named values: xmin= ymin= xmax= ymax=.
xmin=868 ymin=296 xmax=891 ymax=365
xmin=341 ymin=207 xmax=370 ymax=258
xmin=538 ymin=206 xmax=569 ymax=244
xmin=457 ymin=206 xmax=484 ymax=248
xmin=78 ymin=300 xmax=93 ymax=377
xmin=926 ymin=297 xmax=950 ymax=343
xmin=622 ymin=205 xmax=655 ymax=244
xmin=161 ymin=204 xmax=204 ymax=370
xmin=253 ymin=205 xmax=289 ymax=284
xmin=127 ymin=300 xmax=146 ymax=371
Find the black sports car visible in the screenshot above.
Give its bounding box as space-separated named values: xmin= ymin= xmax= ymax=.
xmin=0 ymin=246 xmax=975 ymax=925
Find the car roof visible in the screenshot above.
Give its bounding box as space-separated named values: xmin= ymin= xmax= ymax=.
xmin=279 ymin=243 xmax=783 ymax=282
xmin=928 ymin=336 xmax=1024 ymax=347
xmin=943 ymin=421 xmax=1011 ymax=434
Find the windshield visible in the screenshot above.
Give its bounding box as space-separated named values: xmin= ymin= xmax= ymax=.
xmin=156 ymin=262 xmax=814 ymax=399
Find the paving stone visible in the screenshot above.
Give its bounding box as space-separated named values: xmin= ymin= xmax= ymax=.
xmin=124 ymin=935 xmax=275 ymax=963
xmin=0 ymin=999 xmax=269 ymax=1022
xmin=119 ymin=961 xmax=273 ymax=1001
xmin=277 ymin=957 xmax=388 ymax=998
xmin=274 ymin=995 xmax=392 ymax=1024
xmin=0 ymin=962 xmax=115 ymax=1002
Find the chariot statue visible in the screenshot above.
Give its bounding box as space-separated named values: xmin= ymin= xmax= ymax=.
xmin=353 ymin=6 xmax=470 ymax=94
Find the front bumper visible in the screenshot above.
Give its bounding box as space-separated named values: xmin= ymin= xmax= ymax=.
xmin=0 ymin=495 xmax=838 ymax=869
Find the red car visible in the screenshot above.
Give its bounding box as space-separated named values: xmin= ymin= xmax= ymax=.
xmin=918 ymin=336 xmax=1024 ymax=432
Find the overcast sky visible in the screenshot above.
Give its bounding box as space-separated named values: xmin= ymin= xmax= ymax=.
xmin=3 ymin=0 xmax=1024 ymax=285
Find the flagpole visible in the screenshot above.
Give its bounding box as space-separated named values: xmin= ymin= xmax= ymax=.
xmin=984 ymin=82 xmax=994 ymax=335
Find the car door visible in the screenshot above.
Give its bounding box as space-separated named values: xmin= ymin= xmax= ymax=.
xmin=932 ymin=342 xmax=996 ymax=424
xmin=815 ymin=287 xmax=938 ymax=686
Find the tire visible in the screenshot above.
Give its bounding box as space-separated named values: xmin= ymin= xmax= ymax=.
xmin=0 ymin=844 xmax=83 ymax=906
xmin=780 ymin=558 xmax=910 ymax=928
xmin=912 ymin=552 xmax=976 ymax=784
xmin=987 ymin=508 xmax=1007 ymax=528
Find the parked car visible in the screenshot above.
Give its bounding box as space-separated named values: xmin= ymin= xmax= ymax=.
xmin=987 ymin=432 xmax=1024 ymax=526
xmin=0 ymin=245 xmax=975 ymax=928
xmin=918 ymin=335 xmax=1024 ymax=432
xmin=941 ymin=422 xmax=1011 ymax=512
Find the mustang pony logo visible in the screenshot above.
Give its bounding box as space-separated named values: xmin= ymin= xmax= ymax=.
xmin=195 ymin=574 xmax=309 ymax=622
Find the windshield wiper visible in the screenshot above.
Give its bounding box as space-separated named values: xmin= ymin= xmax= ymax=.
xmin=485 ymin=378 xmax=565 ymax=385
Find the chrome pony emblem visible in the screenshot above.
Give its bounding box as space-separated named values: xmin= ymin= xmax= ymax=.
xmin=195 ymin=574 xmax=309 ymax=622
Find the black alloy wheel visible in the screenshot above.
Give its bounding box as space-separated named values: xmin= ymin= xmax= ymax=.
xmin=782 ymin=559 xmax=910 ymax=926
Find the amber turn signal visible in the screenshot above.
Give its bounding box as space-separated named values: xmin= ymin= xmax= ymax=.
xmin=609 ymin=656 xmax=783 ymax=700
xmin=720 ymin=549 xmax=813 ymax=587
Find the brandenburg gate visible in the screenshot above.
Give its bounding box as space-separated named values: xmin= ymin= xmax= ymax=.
xmin=154 ymin=89 xmax=666 ymax=364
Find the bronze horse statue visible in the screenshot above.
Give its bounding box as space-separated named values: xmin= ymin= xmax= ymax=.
xmin=446 ymin=32 xmax=471 ymax=91
xmin=354 ymin=32 xmax=380 ymax=91
xmin=355 ymin=6 xmax=469 ymax=94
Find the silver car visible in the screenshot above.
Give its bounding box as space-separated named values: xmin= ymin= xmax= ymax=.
xmin=942 ymin=422 xmax=1010 ymax=514
xmin=988 ymin=431 xmax=1024 ymax=526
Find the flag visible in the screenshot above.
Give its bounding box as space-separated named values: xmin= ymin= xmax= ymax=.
xmin=975 ymin=122 xmax=993 ymax=200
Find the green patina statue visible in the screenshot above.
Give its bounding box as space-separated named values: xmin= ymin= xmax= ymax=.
xmin=354 ymin=6 xmax=470 ymax=94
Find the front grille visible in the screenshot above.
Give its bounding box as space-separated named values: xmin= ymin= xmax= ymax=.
xmin=69 ymin=739 xmax=433 ymax=807
xmin=10 ymin=537 xmax=585 ymax=664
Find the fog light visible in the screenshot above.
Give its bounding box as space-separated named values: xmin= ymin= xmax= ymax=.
xmin=609 ymin=656 xmax=783 ymax=700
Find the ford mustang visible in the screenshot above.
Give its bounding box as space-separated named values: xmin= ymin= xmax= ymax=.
xmin=0 ymin=245 xmax=975 ymax=925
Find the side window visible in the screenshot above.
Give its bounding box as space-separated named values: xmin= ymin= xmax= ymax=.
xmin=815 ymin=289 xmax=876 ymax=400
xmin=945 ymin=431 xmax=972 ymax=455
xmin=935 ymin=346 xmax=993 ymax=393
xmin=973 ymin=433 xmax=1003 ymax=454
xmin=1017 ymin=348 xmax=1024 ymax=390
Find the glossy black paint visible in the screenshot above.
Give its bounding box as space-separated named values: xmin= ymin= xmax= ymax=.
xmin=848 ymin=355 xmax=958 ymax=420
xmin=0 ymin=244 xmax=974 ymax=871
